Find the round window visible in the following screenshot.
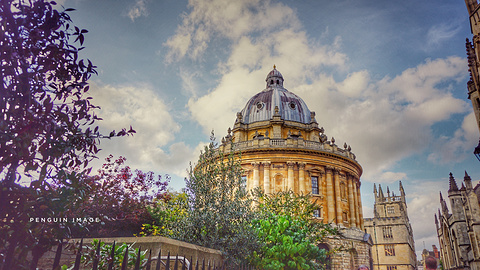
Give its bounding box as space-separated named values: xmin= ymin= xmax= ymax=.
xmin=289 ymin=102 xmax=296 ymax=110
xmin=256 ymin=102 xmax=264 ymax=110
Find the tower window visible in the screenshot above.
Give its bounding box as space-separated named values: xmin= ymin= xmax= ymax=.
xmin=276 ymin=80 xmax=279 ymax=84
xmin=383 ymin=226 xmax=393 ymax=239
xmin=387 ymin=206 xmax=395 ymax=214
xmin=387 ymin=266 xmax=397 ymax=270
xmin=385 ymin=244 xmax=395 ymax=256
xmin=271 ymin=80 xmax=274 ymax=85
xmin=311 ymin=176 xmax=319 ymax=195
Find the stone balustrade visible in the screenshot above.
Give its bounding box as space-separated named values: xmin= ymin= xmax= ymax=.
xmin=221 ymin=137 xmax=357 ymax=161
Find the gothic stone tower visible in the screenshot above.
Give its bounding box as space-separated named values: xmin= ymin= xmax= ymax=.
xmin=464 ymin=0 xmax=480 ymax=154
xmin=436 ymin=172 xmax=480 ymax=269
xmin=364 ymin=182 xmax=417 ymax=270
xmin=218 ymin=67 xmax=371 ymax=269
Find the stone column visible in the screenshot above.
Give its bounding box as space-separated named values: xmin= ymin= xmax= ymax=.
xmin=263 ymin=162 xmax=271 ymax=193
xmin=334 ymin=169 xmax=342 ymax=225
xmin=321 ymin=172 xmax=326 ymax=198
xmin=325 ymin=166 xmax=335 ymax=223
xmin=252 ymin=162 xmax=260 ymax=190
xmin=299 ymin=163 xmax=306 ymax=194
xmin=353 ymin=180 xmax=360 ymax=228
xmin=357 ymin=181 xmax=364 ymax=230
xmin=320 ymin=171 xmax=326 ymax=217
xmin=347 ymin=174 xmax=356 ymax=228
xmin=287 ymin=162 xmax=295 ymax=191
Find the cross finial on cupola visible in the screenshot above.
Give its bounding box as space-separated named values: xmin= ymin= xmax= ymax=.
xmin=273 ymin=64 xmax=276 ymax=69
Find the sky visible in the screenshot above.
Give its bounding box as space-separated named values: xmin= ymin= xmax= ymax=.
xmin=57 ymin=0 xmax=480 ymax=259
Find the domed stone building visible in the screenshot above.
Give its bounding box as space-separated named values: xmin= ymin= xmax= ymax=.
xmin=218 ymin=67 xmax=372 ymax=269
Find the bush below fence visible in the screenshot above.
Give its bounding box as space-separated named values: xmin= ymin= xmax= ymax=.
xmin=37 ymin=236 xmax=226 ymax=270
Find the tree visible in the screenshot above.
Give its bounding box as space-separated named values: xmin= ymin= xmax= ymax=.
xmin=180 ymin=135 xmax=260 ymax=266
xmin=66 ymin=155 xmax=170 ymax=238
xmin=141 ymin=191 xmax=189 ymax=238
xmin=249 ymin=191 xmax=338 ymax=270
xmin=0 ymin=1 xmax=133 ymax=268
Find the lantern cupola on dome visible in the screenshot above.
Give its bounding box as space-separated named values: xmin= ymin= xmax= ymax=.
xmin=239 ymin=66 xmax=312 ymax=125
xmin=266 ymin=65 xmax=284 ymax=88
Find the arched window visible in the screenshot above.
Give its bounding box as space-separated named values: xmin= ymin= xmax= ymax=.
xmin=317 ymin=244 xmax=331 ymax=270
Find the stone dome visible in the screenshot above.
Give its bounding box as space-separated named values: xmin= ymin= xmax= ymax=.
xmin=239 ymin=67 xmax=312 ymax=124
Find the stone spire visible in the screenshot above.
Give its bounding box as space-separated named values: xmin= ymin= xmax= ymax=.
xmin=399 ymin=181 xmax=406 ymax=201
xmin=378 ymin=184 xmax=385 ymax=201
xmin=464 ymin=171 xmax=473 ymax=191
xmin=440 ymin=192 xmax=449 ymax=214
xmin=448 ymin=172 xmax=459 ymax=192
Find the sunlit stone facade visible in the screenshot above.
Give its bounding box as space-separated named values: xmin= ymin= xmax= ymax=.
xmin=436 ymin=172 xmax=480 ymax=270
xmin=218 ymin=67 xmax=372 ymax=269
xmin=364 ymin=182 xmax=417 ymax=270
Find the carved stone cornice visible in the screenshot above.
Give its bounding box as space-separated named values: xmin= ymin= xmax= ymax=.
xmin=287 ymin=161 xmax=295 ymax=169
xmin=325 ymin=166 xmax=334 ymax=173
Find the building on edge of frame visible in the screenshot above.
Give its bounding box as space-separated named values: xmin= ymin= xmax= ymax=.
xmin=364 ymin=182 xmax=417 ymax=270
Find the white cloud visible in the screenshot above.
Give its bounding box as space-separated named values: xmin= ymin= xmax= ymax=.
xmin=312 ymin=57 xmax=469 ymax=180
xmin=427 ymin=23 xmax=461 ymax=48
xmin=166 ymin=0 xmax=470 ymax=183
xmin=377 ymin=172 xmax=407 ymax=184
xmin=407 ymin=179 xmax=449 ymax=258
xmin=165 ymin=0 xmax=301 ymax=62
xmin=428 ymin=111 xmax=479 ymax=164
xmin=87 ymin=82 xmax=187 ymax=174
xmin=127 ymin=0 xmax=149 ymax=22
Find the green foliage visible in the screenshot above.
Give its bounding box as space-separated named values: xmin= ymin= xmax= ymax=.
xmin=255 ymin=189 xmax=318 ymax=220
xmin=249 ymin=191 xmax=338 ymax=270
xmin=251 ymin=214 xmax=327 ymax=270
xmin=62 ymin=239 xmax=147 ymax=270
xmin=255 ymin=190 xmax=338 ymax=240
xmin=141 ymin=191 xmax=188 ymax=237
xmin=180 ymin=135 xmax=260 ymax=266
xmin=143 ymin=137 xmax=337 ymax=268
